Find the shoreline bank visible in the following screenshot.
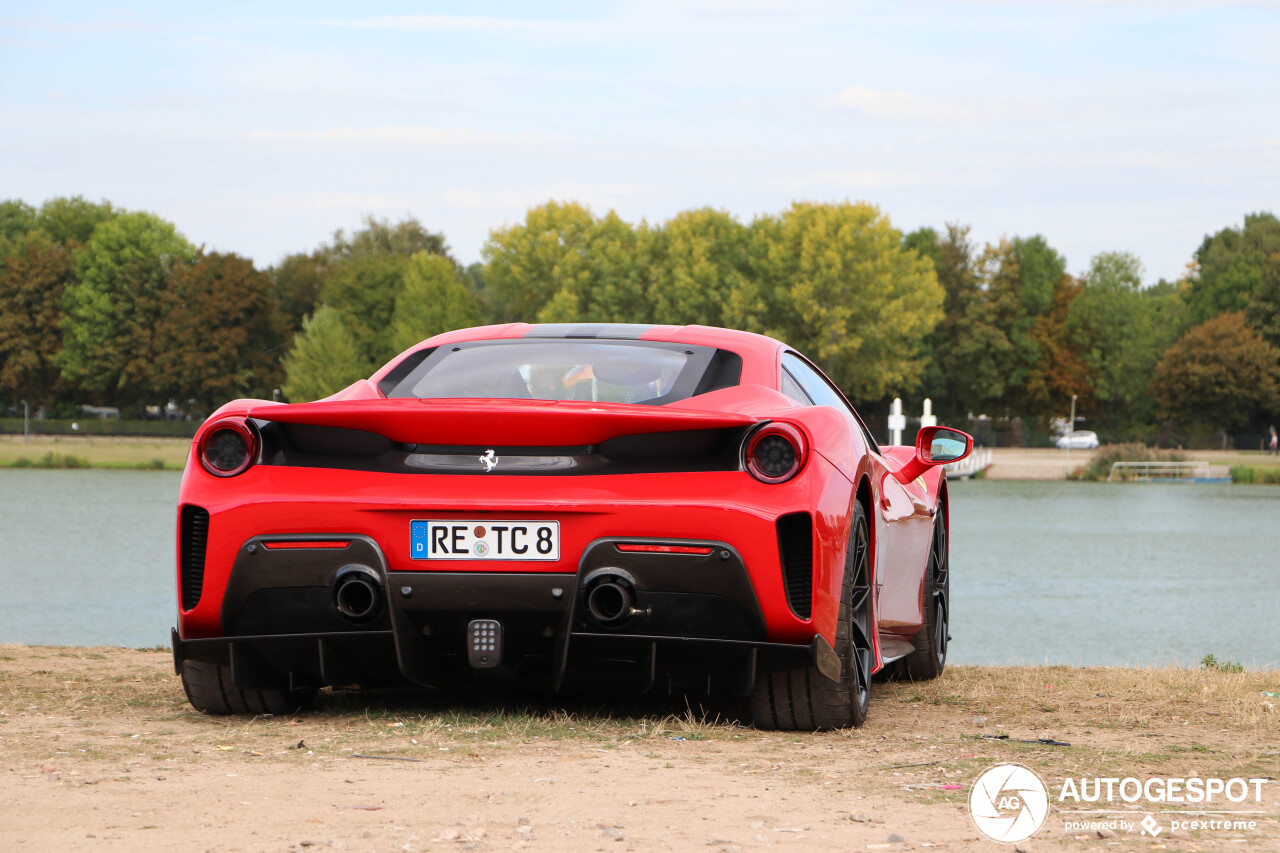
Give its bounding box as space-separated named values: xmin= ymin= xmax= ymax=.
xmin=0 ymin=434 xmax=189 ymax=470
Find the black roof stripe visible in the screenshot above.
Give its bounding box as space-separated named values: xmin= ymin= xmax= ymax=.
xmin=523 ymin=323 xmax=653 ymax=340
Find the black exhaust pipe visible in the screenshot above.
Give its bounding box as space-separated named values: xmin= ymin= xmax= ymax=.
xmin=335 ymin=568 xmax=382 ymax=621
xmin=587 ymin=579 xmax=635 ymax=625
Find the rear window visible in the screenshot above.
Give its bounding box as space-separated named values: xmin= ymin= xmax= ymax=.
xmin=384 ymin=340 xmax=741 ymax=406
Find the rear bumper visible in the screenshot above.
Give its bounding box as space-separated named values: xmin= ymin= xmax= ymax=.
xmin=173 ymin=534 xmax=840 ymax=695
xmin=177 ymin=465 xmax=846 ymax=647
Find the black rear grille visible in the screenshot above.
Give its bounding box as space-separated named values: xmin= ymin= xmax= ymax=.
xmin=776 ymin=512 xmax=813 ymax=619
xmin=256 ymin=420 xmax=745 ymax=476
xmin=179 ymin=505 xmax=209 ymax=612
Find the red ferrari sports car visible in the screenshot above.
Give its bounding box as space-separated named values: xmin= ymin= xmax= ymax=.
xmin=173 ymin=323 xmax=971 ymax=729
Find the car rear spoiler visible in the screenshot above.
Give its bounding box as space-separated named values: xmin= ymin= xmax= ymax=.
xmin=244 ymin=398 xmax=758 ymax=447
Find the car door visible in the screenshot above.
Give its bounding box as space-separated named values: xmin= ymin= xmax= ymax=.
xmin=779 ymin=353 xmax=929 ymax=635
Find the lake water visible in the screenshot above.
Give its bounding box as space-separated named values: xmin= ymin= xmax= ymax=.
xmin=0 ymin=471 xmax=1276 ymax=668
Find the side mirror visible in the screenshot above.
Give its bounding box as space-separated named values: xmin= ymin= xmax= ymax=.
xmin=922 ymin=427 xmax=971 ymax=463
xmin=892 ymin=426 xmax=974 ymax=484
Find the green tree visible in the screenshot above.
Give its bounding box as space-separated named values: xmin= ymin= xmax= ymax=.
xmin=1187 ymin=212 xmax=1280 ymax=337
xmin=461 ymin=261 xmax=499 ymax=322
xmin=0 ymin=233 xmax=75 ymax=407
xmin=0 ymin=200 xmax=38 ymax=242
xmin=907 ymin=224 xmax=1015 ymax=418
xmin=389 ymin=253 xmax=483 ymax=354
xmin=271 ymin=215 xmax=453 ymax=345
xmin=59 ymin=212 xmax=196 ymax=404
xmin=271 ymin=250 xmax=328 ymax=332
xmin=1023 ymin=271 xmax=1089 ymax=418
xmin=318 ymin=253 xmax=411 ymax=366
xmin=481 ymin=201 xmax=596 ymax=321
xmin=1150 ymin=311 xmax=1280 ymax=432
xmin=1066 ymin=252 xmax=1187 ymax=427
xmin=152 ymin=253 xmax=289 ymax=410
xmin=36 ymin=196 xmax=116 ymax=245
xmin=648 ymin=208 xmax=749 ymax=327
xmin=536 ymin=211 xmax=653 ymax=323
xmin=971 ymin=235 xmax=1071 ymax=415
xmin=1245 ymin=241 xmax=1280 ymax=348
xmin=737 ymin=201 xmax=943 ymax=401
xmin=281 ymin=306 xmax=372 ymax=402
xmin=329 ymin=215 xmax=450 ymax=262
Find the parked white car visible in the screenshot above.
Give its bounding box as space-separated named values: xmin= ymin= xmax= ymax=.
xmin=1056 ymin=430 xmax=1099 ymax=450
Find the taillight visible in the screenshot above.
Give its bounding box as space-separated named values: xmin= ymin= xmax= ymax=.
xmin=745 ymin=423 xmax=807 ymax=483
xmin=198 ymin=419 xmax=258 ymax=477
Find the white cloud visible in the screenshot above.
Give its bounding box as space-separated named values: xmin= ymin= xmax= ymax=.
xmin=831 ymin=85 xmax=1062 ymax=124
xmin=247 ymin=125 xmax=582 ymax=147
xmin=319 ymin=15 xmax=582 ymax=34
xmin=906 ymin=0 xmax=1276 ymax=6
xmin=117 ymin=91 xmax=203 ymax=110
xmin=438 ymin=184 xmax=657 ymax=212
xmin=833 ymin=86 xmax=950 ymax=121
xmin=683 ymin=0 xmax=818 ymax=17
xmin=782 ymin=169 xmax=1000 ymax=191
xmin=212 ymin=192 xmax=419 ymax=211
xmin=0 ymin=15 xmax=158 ymax=33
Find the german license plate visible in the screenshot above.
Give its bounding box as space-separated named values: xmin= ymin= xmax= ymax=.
xmin=410 ymin=520 xmax=560 ymax=561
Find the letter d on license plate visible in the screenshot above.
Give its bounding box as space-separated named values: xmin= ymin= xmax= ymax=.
xmin=410 ymin=520 xmax=560 ymax=561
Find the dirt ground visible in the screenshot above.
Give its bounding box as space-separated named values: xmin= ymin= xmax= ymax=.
xmin=1 ymin=647 xmax=1276 ymax=852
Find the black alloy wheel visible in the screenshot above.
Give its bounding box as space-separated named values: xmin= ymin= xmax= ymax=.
xmin=750 ymin=501 xmax=873 ymax=729
xmin=902 ymin=508 xmax=949 ymax=680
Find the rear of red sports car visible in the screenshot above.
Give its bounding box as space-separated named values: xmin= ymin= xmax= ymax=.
xmin=172 ymin=323 xmax=961 ymax=728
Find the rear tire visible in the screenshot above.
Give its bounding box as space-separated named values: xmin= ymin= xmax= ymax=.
xmin=181 ymin=660 xmax=316 ymax=716
xmin=750 ymin=502 xmax=873 ymax=730
xmin=901 ymin=507 xmax=949 ymax=681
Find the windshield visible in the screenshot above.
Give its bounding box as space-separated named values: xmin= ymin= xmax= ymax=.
xmin=384 ymin=340 xmax=740 ymax=405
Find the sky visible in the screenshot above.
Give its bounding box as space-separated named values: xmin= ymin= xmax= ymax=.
xmin=3 ymin=1 xmax=1278 ymax=284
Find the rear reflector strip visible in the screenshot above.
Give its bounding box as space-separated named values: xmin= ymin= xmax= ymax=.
xmin=262 ymin=540 xmax=351 ymax=550
xmin=615 ymin=543 xmax=714 ymax=555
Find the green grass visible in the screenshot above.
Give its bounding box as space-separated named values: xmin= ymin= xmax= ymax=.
xmin=1201 ymin=653 xmax=1246 ymax=673
xmin=10 ymin=451 xmax=90 ymax=468
xmin=0 ymin=436 xmax=189 ymax=470
xmin=1230 ymin=465 xmax=1280 ymax=484
xmin=6 ymin=453 xmax=178 ymax=470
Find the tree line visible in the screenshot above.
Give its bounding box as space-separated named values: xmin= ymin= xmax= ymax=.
xmin=2 ymin=196 xmax=1277 ymax=443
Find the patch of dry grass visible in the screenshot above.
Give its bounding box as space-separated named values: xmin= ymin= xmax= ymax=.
xmin=2 ymin=647 xmax=1276 ymax=778
xmin=881 ymin=664 xmax=1279 ymax=732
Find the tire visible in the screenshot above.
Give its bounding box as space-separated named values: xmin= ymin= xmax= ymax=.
xmin=901 ymin=507 xmax=949 ymax=681
xmin=181 ymin=660 xmax=316 ymax=716
xmin=750 ymin=501 xmax=873 ymax=730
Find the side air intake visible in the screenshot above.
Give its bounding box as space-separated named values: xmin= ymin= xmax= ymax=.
xmin=776 ymin=512 xmax=813 ymax=619
xmin=179 ymin=504 xmax=209 ymax=612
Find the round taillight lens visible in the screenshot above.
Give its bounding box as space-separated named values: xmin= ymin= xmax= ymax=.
xmin=745 ymin=423 xmax=807 ymax=483
xmin=198 ymin=420 xmax=257 ymax=477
